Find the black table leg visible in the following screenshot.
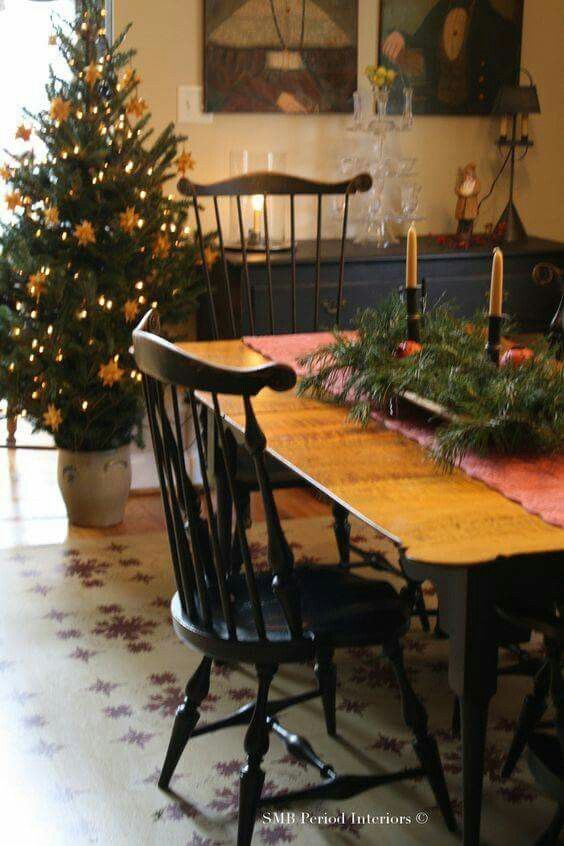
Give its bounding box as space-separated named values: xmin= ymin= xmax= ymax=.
xmin=459 ymin=696 xmax=491 ymax=845
xmin=452 ymin=569 xmax=498 ymax=845
xmin=405 ymin=562 xmax=499 ymax=846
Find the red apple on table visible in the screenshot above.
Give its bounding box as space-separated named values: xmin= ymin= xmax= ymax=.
xmin=393 ymin=340 xmax=422 ymax=359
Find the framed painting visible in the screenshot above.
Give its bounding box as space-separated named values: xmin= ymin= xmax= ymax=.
xmin=204 ymin=0 xmax=358 ymax=114
xmin=378 ymin=0 xmax=524 ymax=115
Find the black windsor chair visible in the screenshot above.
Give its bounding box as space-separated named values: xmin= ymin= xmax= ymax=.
xmin=133 ymin=309 xmax=456 ymax=845
xmin=178 ymin=170 xmax=371 ymax=569
xmin=179 ymin=169 xmax=432 ymax=632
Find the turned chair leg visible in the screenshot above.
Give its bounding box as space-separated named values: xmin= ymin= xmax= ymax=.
xmin=384 ymin=640 xmax=457 ymax=833
xmin=238 ymin=664 xmax=277 ymax=846
xmin=315 ymin=647 xmax=337 ymax=737
xmin=332 ymin=502 xmax=351 ymax=567
xmin=502 ymin=659 xmax=551 ymax=780
xmin=158 ymin=656 xmax=213 ymax=790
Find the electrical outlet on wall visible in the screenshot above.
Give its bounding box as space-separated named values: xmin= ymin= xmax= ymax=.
xmin=177 ymin=85 xmax=213 ymax=125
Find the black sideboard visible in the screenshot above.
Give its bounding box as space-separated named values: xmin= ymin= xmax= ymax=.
xmin=199 ymin=236 xmax=564 ymax=337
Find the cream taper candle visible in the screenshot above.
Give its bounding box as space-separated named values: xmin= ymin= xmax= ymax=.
xmin=489 ymin=248 xmax=504 ymax=317
xmin=406 ymin=223 xmax=417 ymax=289
xmin=486 ymin=248 xmax=504 ymax=364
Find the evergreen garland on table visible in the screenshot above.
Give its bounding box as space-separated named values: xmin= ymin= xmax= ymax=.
xmin=0 ymin=0 xmax=209 ymax=452
xmin=298 ymin=295 xmax=564 ymax=466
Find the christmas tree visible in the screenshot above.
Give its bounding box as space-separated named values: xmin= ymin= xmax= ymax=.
xmin=0 ymin=0 xmax=205 ymax=452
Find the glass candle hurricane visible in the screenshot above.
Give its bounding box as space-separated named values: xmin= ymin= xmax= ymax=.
xmin=228 ymin=150 xmax=287 ymax=249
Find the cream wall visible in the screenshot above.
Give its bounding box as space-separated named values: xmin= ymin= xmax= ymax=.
xmin=114 ymin=0 xmax=564 ymax=240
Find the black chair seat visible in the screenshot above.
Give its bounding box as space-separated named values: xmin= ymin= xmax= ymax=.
xmin=527 ymin=733 xmax=564 ymax=803
xmin=183 ymin=565 xmax=409 ymax=647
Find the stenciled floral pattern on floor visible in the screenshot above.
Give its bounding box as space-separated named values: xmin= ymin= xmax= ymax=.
xmin=0 ymin=517 xmax=552 ymax=845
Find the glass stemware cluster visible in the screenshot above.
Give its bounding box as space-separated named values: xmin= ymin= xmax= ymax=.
xmin=344 ymin=80 xmax=421 ymax=247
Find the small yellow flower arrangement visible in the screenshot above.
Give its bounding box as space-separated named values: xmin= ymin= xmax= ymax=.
xmin=365 ymin=65 xmax=397 ymax=90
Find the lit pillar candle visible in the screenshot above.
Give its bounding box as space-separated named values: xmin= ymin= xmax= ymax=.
xmin=406 ymin=222 xmax=418 ymax=289
xmin=406 ymin=223 xmax=420 ymax=342
xmin=486 ymin=247 xmax=504 ymax=364
xmin=500 ymin=114 xmax=508 ymax=140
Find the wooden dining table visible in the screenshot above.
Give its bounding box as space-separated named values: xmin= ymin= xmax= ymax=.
xmin=177 ymin=336 xmax=564 ymax=846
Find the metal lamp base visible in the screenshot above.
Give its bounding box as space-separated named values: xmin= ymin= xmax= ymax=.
xmin=496 ymin=200 xmax=527 ymax=243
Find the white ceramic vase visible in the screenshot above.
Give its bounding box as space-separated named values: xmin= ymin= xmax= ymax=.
xmin=57 ymin=444 xmax=132 ymax=527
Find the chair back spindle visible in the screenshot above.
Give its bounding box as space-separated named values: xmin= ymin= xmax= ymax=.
xmin=262 ymin=195 xmax=275 ymax=333
xmin=235 ymin=194 xmax=255 ymax=336
xmin=212 ymin=195 xmax=237 ymax=338
xmin=336 ymin=193 xmax=351 ymax=327
xmin=242 ymin=395 xmax=302 ymax=639
xmin=179 ymin=171 xmax=372 ymax=338
xmin=314 ymin=195 xmax=323 ymax=331
xmin=192 ymin=197 xmax=219 ymax=339
xmin=290 ymin=194 xmax=297 ymax=333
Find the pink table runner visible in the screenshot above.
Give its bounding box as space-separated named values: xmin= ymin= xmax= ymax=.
xmin=244 ymin=332 xmax=564 ymax=529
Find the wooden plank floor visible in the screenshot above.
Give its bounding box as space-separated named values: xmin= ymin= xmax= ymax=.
xmin=0 ymin=445 xmax=328 ymax=550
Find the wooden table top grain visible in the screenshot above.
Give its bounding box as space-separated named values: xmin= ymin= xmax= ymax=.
xmin=177 ymin=339 xmax=563 ymax=569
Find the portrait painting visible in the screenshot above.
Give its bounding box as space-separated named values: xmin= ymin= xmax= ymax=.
xmin=204 ymin=0 xmax=358 ymax=114
xmin=378 ymin=0 xmax=524 ymax=115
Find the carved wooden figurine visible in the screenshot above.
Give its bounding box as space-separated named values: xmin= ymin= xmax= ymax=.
xmin=455 ymin=162 xmax=480 ymax=239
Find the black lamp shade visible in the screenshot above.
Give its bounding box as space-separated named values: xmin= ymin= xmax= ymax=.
xmin=493 ymin=84 xmax=541 ymax=115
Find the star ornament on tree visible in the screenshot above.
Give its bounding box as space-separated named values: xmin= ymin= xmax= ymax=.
xmin=15 ymin=124 xmax=32 ymax=142
xmin=50 ymin=97 xmax=72 ymax=123
xmin=0 ymin=164 xmax=13 ymax=181
xmin=126 ymin=96 xmax=148 ymax=119
xmin=98 ymin=358 xmax=124 ymax=387
xmin=27 ymin=271 xmax=47 ymax=299
xmin=176 ymin=149 xmax=195 ymax=176
xmin=84 ymin=61 xmax=102 ymax=88
xmin=121 ymin=67 xmax=141 ymax=87
xmin=119 ymin=206 xmax=140 ymax=235
xmin=5 ymin=191 xmax=23 ymax=211
xmin=44 ymin=206 xmax=60 ymax=226
xmin=123 ymin=299 xmax=139 ymax=323
xmin=152 ymin=233 xmax=171 ymax=259
xmin=74 ymin=220 xmax=96 ymax=246
xmin=43 ymin=404 xmax=63 ymax=432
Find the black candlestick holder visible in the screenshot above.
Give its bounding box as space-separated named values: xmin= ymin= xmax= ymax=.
xmin=486 ymin=315 xmax=503 ymax=365
xmin=406 ymin=287 xmax=420 ymax=343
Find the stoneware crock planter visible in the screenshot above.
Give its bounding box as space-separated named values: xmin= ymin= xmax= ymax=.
xmin=57 ymin=444 xmax=132 ymax=527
